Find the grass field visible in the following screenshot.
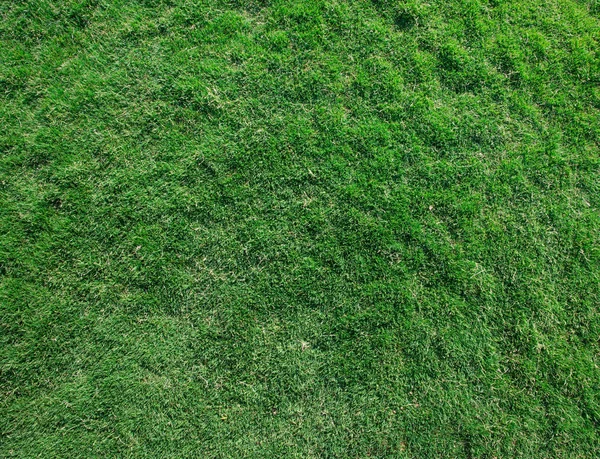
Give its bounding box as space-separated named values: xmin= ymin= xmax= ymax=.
xmin=1 ymin=0 xmax=599 ymax=457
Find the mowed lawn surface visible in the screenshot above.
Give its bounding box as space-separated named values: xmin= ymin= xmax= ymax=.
xmin=1 ymin=0 xmax=599 ymax=457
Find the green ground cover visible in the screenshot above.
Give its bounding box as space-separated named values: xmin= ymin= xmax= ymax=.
xmin=1 ymin=0 xmax=599 ymax=457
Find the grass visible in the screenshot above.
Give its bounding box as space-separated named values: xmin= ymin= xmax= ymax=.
xmin=1 ymin=0 xmax=599 ymax=457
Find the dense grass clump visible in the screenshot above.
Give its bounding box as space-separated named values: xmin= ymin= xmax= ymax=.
xmin=1 ymin=0 xmax=599 ymax=457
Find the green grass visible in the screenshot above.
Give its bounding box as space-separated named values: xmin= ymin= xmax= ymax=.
xmin=1 ymin=0 xmax=599 ymax=457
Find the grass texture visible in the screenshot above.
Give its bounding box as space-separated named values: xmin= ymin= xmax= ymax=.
xmin=1 ymin=0 xmax=599 ymax=457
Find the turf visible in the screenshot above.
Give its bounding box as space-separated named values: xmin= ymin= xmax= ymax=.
xmin=1 ymin=0 xmax=599 ymax=457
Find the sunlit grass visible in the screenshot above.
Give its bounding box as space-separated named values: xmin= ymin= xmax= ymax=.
xmin=1 ymin=0 xmax=599 ymax=457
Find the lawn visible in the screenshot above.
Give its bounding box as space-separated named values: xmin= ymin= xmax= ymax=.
xmin=1 ymin=0 xmax=599 ymax=457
